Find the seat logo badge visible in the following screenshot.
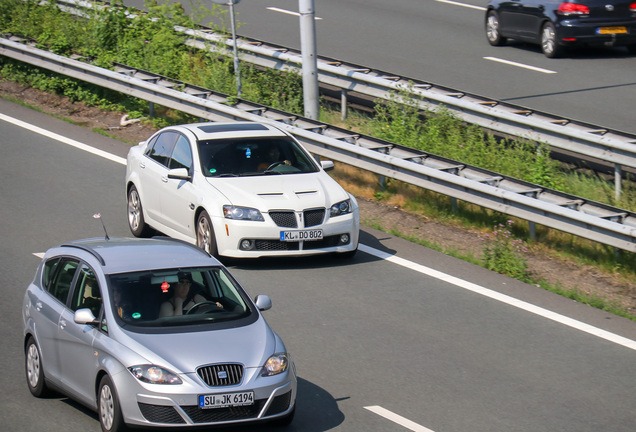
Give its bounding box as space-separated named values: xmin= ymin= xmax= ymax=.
xmin=217 ymin=371 xmax=228 ymax=379
xmin=605 ymin=4 xmax=614 ymax=11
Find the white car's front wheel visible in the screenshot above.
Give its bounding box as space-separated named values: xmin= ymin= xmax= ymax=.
xmin=196 ymin=210 xmax=218 ymax=257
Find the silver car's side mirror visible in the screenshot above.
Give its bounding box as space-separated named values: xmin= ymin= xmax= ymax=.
xmin=74 ymin=308 xmax=98 ymax=325
xmin=254 ymin=295 xmax=272 ymax=311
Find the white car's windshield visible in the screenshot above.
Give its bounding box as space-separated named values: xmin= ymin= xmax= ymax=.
xmin=198 ymin=137 xmax=319 ymax=177
xmin=109 ymin=267 xmax=251 ymax=328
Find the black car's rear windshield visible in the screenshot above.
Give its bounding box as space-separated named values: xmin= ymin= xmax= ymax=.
xmin=108 ymin=266 xmax=254 ymax=331
xmin=198 ymin=137 xmax=319 ymax=177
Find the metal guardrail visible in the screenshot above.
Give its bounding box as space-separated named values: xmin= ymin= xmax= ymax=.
xmin=1 ymin=36 xmax=635 ymax=252
xmin=55 ymin=0 xmax=636 ymax=200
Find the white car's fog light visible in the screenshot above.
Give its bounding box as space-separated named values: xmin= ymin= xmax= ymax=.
xmin=338 ymin=234 xmax=350 ymax=245
xmin=240 ymin=239 xmax=254 ymax=250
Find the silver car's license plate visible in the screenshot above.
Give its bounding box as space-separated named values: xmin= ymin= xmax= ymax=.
xmin=198 ymin=391 xmax=254 ymax=409
xmin=280 ymin=229 xmax=323 ymax=242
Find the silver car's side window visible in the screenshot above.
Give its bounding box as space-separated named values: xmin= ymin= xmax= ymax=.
xmin=42 ymin=258 xmax=60 ymax=290
xmin=70 ymin=265 xmax=102 ymax=317
xmin=48 ymin=259 xmax=79 ymax=305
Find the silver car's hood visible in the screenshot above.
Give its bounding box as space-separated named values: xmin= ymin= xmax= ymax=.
xmin=121 ymin=317 xmax=276 ymax=372
xmin=207 ymin=172 xmax=348 ymax=210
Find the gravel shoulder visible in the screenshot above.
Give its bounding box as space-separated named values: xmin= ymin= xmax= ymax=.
xmin=2 ymin=80 xmax=634 ymax=317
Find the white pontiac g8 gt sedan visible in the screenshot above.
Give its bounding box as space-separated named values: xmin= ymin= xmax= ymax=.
xmin=125 ymin=122 xmax=360 ymax=258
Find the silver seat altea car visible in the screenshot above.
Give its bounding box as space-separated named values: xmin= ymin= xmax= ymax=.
xmin=23 ymin=237 xmax=296 ymax=431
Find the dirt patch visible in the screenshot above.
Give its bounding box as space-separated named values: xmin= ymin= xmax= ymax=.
xmin=2 ymin=80 xmax=635 ymax=316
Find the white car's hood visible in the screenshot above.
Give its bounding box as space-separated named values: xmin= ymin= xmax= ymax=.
xmin=122 ymin=318 xmax=276 ymax=373
xmin=207 ymin=172 xmax=348 ymax=210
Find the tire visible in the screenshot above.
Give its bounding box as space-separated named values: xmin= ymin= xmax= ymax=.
xmin=541 ymin=22 xmax=563 ymax=58
xmin=98 ymin=375 xmax=127 ymax=432
xmin=485 ymin=10 xmax=507 ymax=46
xmin=25 ymin=337 xmax=49 ymax=397
xmin=627 ymin=44 xmax=636 ymax=55
xmin=196 ymin=210 xmax=218 ymax=257
xmin=127 ymin=185 xmax=150 ymax=237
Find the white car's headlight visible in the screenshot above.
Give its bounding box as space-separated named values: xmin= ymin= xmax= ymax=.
xmin=223 ymin=205 xmax=265 ymax=221
xmin=261 ymin=353 xmax=289 ymax=377
xmin=330 ymin=199 xmax=352 ymax=217
xmin=129 ymin=365 xmax=182 ymax=384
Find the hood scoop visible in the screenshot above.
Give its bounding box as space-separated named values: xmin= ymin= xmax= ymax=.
xmin=295 ymin=190 xmax=318 ymax=197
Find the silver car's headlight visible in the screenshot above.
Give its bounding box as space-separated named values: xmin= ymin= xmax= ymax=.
xmin=223 ymin=205 xmax=265 ymax=221
xmin=261 ymin=353 xmax=289 ymax=377
xmin=330 ymin=199 xmax=352 ymax=217
xmin=129 ymin=365 xmax=182 ymax=384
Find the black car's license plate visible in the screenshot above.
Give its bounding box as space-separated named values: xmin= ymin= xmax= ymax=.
xmin=597 ymin=26 xmax=627 ymax=34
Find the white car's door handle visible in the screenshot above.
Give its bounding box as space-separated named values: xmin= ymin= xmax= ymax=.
xmin=162 ymin=176 xmax=168 ymax=183
xmin=139 ymin=161 xmax=146 ymax=169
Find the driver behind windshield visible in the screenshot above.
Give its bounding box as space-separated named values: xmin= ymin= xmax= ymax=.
xmin=159 ymin=272 xmax=221 ymax=317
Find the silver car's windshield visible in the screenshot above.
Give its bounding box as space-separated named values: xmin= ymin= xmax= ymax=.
xmin=108 ymin=267 xmax=251 ymax=328
xmin=198 ymin=137 xmax=319 ymax=177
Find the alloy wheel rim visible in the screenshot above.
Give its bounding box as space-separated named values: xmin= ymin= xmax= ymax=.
xmin=100 ymin=385 xmax=114 ymax=430
xmin=27 ymin=344 xmax=40 ymax=388
xmin=128 ymin=191 xmax=140 ymax=230
xmin=486 ymin=15 xmax=499 ymax=41
xmin=542 ymin=27 xmax=555 ymax=54
xmin=197 ymin=217 xmax=211 ymax=252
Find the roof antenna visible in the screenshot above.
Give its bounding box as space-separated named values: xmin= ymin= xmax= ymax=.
xmin=93 ymin=213 xmax=110 ymax=240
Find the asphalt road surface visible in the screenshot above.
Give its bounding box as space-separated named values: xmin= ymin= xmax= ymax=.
xmin=1 ymin=100 xmax=636 ymax=432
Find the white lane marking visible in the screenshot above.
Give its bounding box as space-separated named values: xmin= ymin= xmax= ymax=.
xmin=33 ymin=253 xmax=45 ymax=259
xmin=359 ymin=244 xmax=636 ymax=351
xmin=435 ymin=0 xmax=486 ymax=11
xmin=365 ymin=406 xmax=436 ymax=432
xmin=0 ymin=113 xmax=127 ymax=165
xmin=266 ymin=7 xmax=323 ymax=20
xmin=6 ymin=114 xmax=635 ymax=351
xmin=484 ymin=57 xmax=557 ymax=74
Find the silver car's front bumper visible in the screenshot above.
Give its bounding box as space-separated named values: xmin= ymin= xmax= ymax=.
xmin=116 ymin=367 xmax=297 ymax=427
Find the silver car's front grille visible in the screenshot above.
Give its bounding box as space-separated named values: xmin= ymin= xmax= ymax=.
xmin=197 ymin=363 xmax=244 ymax=387
xmin=270 ymin=211 xmax=297 ymax=228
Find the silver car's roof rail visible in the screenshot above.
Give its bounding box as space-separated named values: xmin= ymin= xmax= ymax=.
xmin=151 ymin=236 xmax=213 ymax=258
xmin=60 ymin=243 xmax=106 ymax=266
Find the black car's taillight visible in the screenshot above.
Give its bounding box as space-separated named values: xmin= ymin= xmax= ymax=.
xmin=556 ymin=2 xmax=590 ymax=16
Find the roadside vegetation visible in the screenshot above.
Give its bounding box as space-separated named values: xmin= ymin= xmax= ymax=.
xmin=1 ymin=0 xmax=634 ymax=319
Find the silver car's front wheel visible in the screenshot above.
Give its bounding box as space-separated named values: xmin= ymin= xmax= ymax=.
xmin=196 ymin=210 xmax=218 ymax=257
xmin=98 ymin=375 xmax=125 ymax=432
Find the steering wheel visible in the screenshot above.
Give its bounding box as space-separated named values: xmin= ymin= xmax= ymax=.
xmin=266 ymin=161 xmax=285 ymax=171
xmin=185 ymin=301 xmax=223 ymax=315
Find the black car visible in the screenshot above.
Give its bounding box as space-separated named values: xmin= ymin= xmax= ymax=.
xmin=485 ymin=0 xmax=636 ymax=57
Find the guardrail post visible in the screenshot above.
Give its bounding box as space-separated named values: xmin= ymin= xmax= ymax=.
xmin=615 ymin=163 xmax=622 ymax=201
xmin=528 ymin=221 xmax=536 ymax=241
xmin=341 ymin=89 xmax=348 ymax=120
xmin=149 ymin=102 xmax=154 ymax=117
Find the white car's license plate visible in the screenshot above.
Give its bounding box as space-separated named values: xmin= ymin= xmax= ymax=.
xmin=280 ymin=229 xmax=323 ymax=242
xmin=198 ymin=391 xmax=254 ymax=409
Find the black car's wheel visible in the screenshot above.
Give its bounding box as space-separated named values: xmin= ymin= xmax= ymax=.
xmin=485 ymin=10 xmax=506 ymax=46
xmin=98 ymin=375 xmax=127 ymax=432
xmin=541 ymin=22 xmax=563 ymax=58
xmin=25 ymin=337 xmax=49 ymax=397
xmin=196 ymin=210 xmax=218 ymax=257
xmin=127 ymin=185 xmax=150 ymax=237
